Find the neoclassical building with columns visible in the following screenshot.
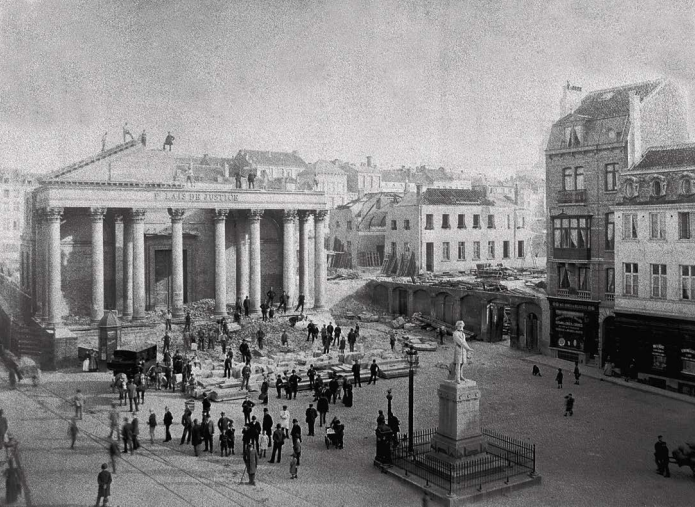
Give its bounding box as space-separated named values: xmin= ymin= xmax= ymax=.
xmin=23 ymin=139 xmax=328 ymax=329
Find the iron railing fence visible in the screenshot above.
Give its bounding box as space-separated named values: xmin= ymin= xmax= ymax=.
xmin=389 ymin=427 xmax=535 ymax=495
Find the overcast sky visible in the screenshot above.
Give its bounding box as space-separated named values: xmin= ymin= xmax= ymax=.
xmin=1 ymin=0 xmax=694 ymax=176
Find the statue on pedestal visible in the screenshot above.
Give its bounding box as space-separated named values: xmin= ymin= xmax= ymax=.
xmin=452 ymin=320 xmax=473 ymax=383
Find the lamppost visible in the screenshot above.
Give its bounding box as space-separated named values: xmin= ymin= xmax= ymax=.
xmin=386 ymin=388 xmax=393 ymax=420
xmin=405 ymin=345 xmax=418 ymax=454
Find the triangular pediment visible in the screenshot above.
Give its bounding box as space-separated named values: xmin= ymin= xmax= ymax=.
xmin=48 ymin=141 xmax=178 ymax=184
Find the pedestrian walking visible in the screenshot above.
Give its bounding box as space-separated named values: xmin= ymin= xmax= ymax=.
xmin=131 ymin=415 xmax=140 ymax=451
xmin=574 ymin=361 xmax=581 ymax=385
xmin=352 ymin=360 xmax=362 ymax=387
xmin=317 ymin=391 xmax=329 ymax=427
xmin=180 ymin=408 xmax=192 ymax=445
xmin=73 ymin=389 xmax=85 ymax=419
xmin=367 ymin=360 xmax=380 ymax=385
xmin=532 ymin=365 xmax=542 ymax=377
xmin=262 ymin=408 xmax=273 ymax=447
xmin=279 ymin=406 xmax=290 ymax=438
xmin=108 ymin=436 xmax=120 ymax=473
xmin=148 ymin=409 xmax=157 ymax=444
xmin=108 ymin=403 xmax=119 ymax=439
xmin=654 ymin=435 xmax=671 ymax=477
xmin=290 ymin=453 xmax=298 ymax=479
xmin=95 ymin=463 xmax=112 ymax=507
xmin=556 ymin=368 xmax=563 ymax=389
xmin=191 ymin=419 xmax=202 ymax=456
xmin=295 ymin=293 xmax=305 ymax=313
xmin=244 ymin=443 xmax=259 ymax=485
xmin=122 ymin=417 xmax=133 ymax=454
xmin=564 ymin=394 xmax=574 ymax=416
xmin=269 ymin=424 xmax=285 ymax=463
xmin=305 ymin=403 xmax=317 ymax=436
xmin=163 ymin=406 xmax=173 ymax=442
xmin=68 ymin=417 xmax=79 ymax=449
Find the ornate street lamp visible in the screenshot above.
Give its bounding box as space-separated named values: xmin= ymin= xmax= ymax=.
xmin=386 ymin=388 xmax=393 ymax=420
xmin=405 ymin=345 xmax=418 ymax=454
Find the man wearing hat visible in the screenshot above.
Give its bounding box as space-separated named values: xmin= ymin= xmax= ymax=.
xmin=96 ymin=463 xmax=112 ymax=507
xmin=240 ymin=361 xmax=251 ymax=391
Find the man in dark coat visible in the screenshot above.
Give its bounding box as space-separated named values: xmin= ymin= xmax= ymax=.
xmin=244 ymin=443 xmax=259 ymax=485
xmin=180 ymin=408 xmax=192 ymax=445
xmin=243 ymin=296 xmax=250 ymax=317
xmin=275 ymin=375 xmax=284 ymax=398
xmin=288 ymin=370 xmax=301 ymax=400
xmin=251 ymin=415 xmax=262 ymax=450
xmin=260 ymin=303 xmax=269 ymax=322
xmin=242 ymin=396 xmax=255 ymax=425
xmin=163 ymin=406 xmax=173 ymax=442
xmin=266 ymin=287 xmax=276 ymax=306
xmin=240 ymin=340 xmax=251 ymax=364
xmin=131 ymin=415 xmax=140 ymax=451
xmin=184 ymin=311 xmax=191 ymax=332
xmin=269 ymin=424 xmax=285 ymax=463
xmin=126 ymin=378 xmax=138 ymax=413
xmin=654 ymin=435 xmax=671 ymax=477
xmin=334 ymin=325 xmax=342 ymax=347
xmin=295 ymin=293 xmax=305 ymax=313
xmin=278 ymin=291 xmax=288 ymax=313
xmin=305 ymin=403 xmax=318 ymax=436
xmin=191 ymin=419 xmax=202 ymax=456
xmin=367 ymin=360 xmax=380 ymax=385
xmin=306 ymin=321 xmax=315 ymax=342
xmin=317 ymin=391 xmax=329 ymax=427
xmin=202 ymin=393 xmax=211 ymax=418
xmin=262 ymin=408 xmax=274 ymax=448
xmin=257 ymin=327 xmax=266 ymax=348
xmin=352 ymin=360 xmax=362 ymax=387
xmin=329 ymin=377 xmax=340 ymax=404
xmin=291 ymin=419 xmax=302 ymax=443
xmin=224 ymin=354 xmax=233 ymax=379
xmin=327 ymin=322 xmax=334 ymax=344
xmin=96 ymin=463 xmax=112 ymax=507
xmin=307 ymin=365 xmax=316 ymax=389
xmin=122 ymin=417 xmax=133 ymax=454
xmin=348 ymin=329 xmax=356 ymax=352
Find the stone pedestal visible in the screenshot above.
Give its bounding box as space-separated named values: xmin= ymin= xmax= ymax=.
xmin=430 ymin=379 xmax=486 ymax=462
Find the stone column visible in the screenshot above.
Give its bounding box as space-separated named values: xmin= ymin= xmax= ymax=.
xmin=282 ymin=210 xmax=297 ymax=302
xmin=236 ymin=214 xmax=250 ymax=303
xmin=313 ymin=210 xmax=328 ymax=309
xmin=298 ymin=211 xmax=311 ymax=304
xmin=132 ymin=209 xmax=147 ymax=320
xmin=35 ymin=209 xmax=47 ymax=320
xmin=114 ymin=214 xmax=124 ymax=315
xmin=169 ymin=208 xmax=186 ymax=318
xmin=45 ymin=207 xmax=63 ymax=326
xmin=248 ymin=209 xmax=263 ymax=316
xmin=123 ymin=217 xmax=134 ymax=320
xmin=90 ymin=207 xmax=107 ymax=323
xmin=214 ymin=209 xmax=229 ymax=316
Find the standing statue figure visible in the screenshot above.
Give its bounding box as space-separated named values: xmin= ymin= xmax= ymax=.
xmin=452 ymin=320 xmax=473 ymax=383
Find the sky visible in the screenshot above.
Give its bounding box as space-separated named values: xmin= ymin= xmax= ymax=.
xmin=1 ymin=0 xmax=695 ymax=177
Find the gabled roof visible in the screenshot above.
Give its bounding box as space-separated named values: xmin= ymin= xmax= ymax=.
xmin=236 ymin=150 xmax=307 ymax=168
xmin=561 ymin=79 xmax=662 ymax=121
xmin=422 ymin=188 xmax=483 ymax=205
xmin=633 ymin=143 xmax=695 ymax=170
xmin=310 ymin=160 xmax=347 ymax=176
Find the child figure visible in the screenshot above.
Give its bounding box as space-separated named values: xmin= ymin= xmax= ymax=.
xmin=226 ymin=426 xmax=235 ymax=455
xmin=573 ymin=361 xmax=581 ymax=385
xmin=532 ymin=365 xmax=542 ymax=377
xmin=220 ymin=429 xmax=229 ymax=457
xmin=564 ymin=394 xmax=574 ymax=416
xmin=258 ymin=432 xmax=268 ymax=458
xmin=555 ymin=368 xmax=563 ymax=389
xmin=289 ymin=453 xmax=298 ymax=479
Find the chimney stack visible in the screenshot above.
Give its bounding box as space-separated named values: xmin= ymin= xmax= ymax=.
xmin=223 ymin=162 xmax=229 ymax=179
xmin=366 ymin=156 xmax=372 ymax=168
xmin=628 ymin=91 xmax=642 ymax=167
xmin=561 ymin=81 xmax=583 ymax=115
xmin=416 ymin=184 xmax=422 ymax=203
xmin=514 ymin=183 xmax=519 ymax=205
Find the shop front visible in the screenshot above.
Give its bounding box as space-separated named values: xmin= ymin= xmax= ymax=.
xmin=615 ymin=313 xmax=695 ymax=396
xmin=548 ymin=297 xmax=599 ymax=364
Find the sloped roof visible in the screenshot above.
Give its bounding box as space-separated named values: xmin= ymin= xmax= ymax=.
xmin=237 ymin=150 xmax=307 ymax=168
xmin=562 ymin=80 xmax=662 ymax=121
xmin=311 ymin=160 xmax=347 ymax=176
xmin=422 ymin=188 xmax=483 ymax=205
xmin=46 ymin=139 xmax=141 ymax=179
xmin=381 ymin=170 xmax=407 ymax=182
xmin=633 ymin=143 xmax=695 ymax=170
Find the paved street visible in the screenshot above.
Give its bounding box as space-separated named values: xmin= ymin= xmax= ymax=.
xmin=1 ymin=324 xmax=694 ymax=507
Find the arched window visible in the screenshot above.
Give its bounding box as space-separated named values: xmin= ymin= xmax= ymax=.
xmin=681 ymin=178 xmax=692 ymax=195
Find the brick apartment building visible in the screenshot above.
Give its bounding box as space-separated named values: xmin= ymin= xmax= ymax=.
xmin=545 ymin=79 xmax=689 ymax=366
xmin=613 ymin=144 xmax=695 ymax=395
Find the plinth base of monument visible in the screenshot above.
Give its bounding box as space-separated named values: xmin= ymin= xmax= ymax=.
xmin=380 ymin=464 xmax=541 ymax=506
xmin=430 ymin=433 xmax=487 ymax=463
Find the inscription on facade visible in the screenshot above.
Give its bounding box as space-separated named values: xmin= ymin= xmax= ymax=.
xmin=154 ymin=191 xmax=240 ymax=202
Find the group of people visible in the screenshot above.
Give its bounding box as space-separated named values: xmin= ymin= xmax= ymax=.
xmin=305 ymin=321 xmax=361 ymax=355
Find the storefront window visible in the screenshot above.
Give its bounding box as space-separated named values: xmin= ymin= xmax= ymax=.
xmin=652 ymin=344 xmax=667 ymax=371
xmin=682 ymin=349 xmax=695 ymax=377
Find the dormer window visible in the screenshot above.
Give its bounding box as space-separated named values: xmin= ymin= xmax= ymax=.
xmin=681 ymin=178 xmax=693 ymax=195
xmin=564 ymin=126 xmax=582 ymax=148
xmin=651 ymin=178 xmax=665 ymax=197
xmin=624 ymin=179 xmax=637 ymax=198
xmin=607 ymin=128 xmax=617 ymax=141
